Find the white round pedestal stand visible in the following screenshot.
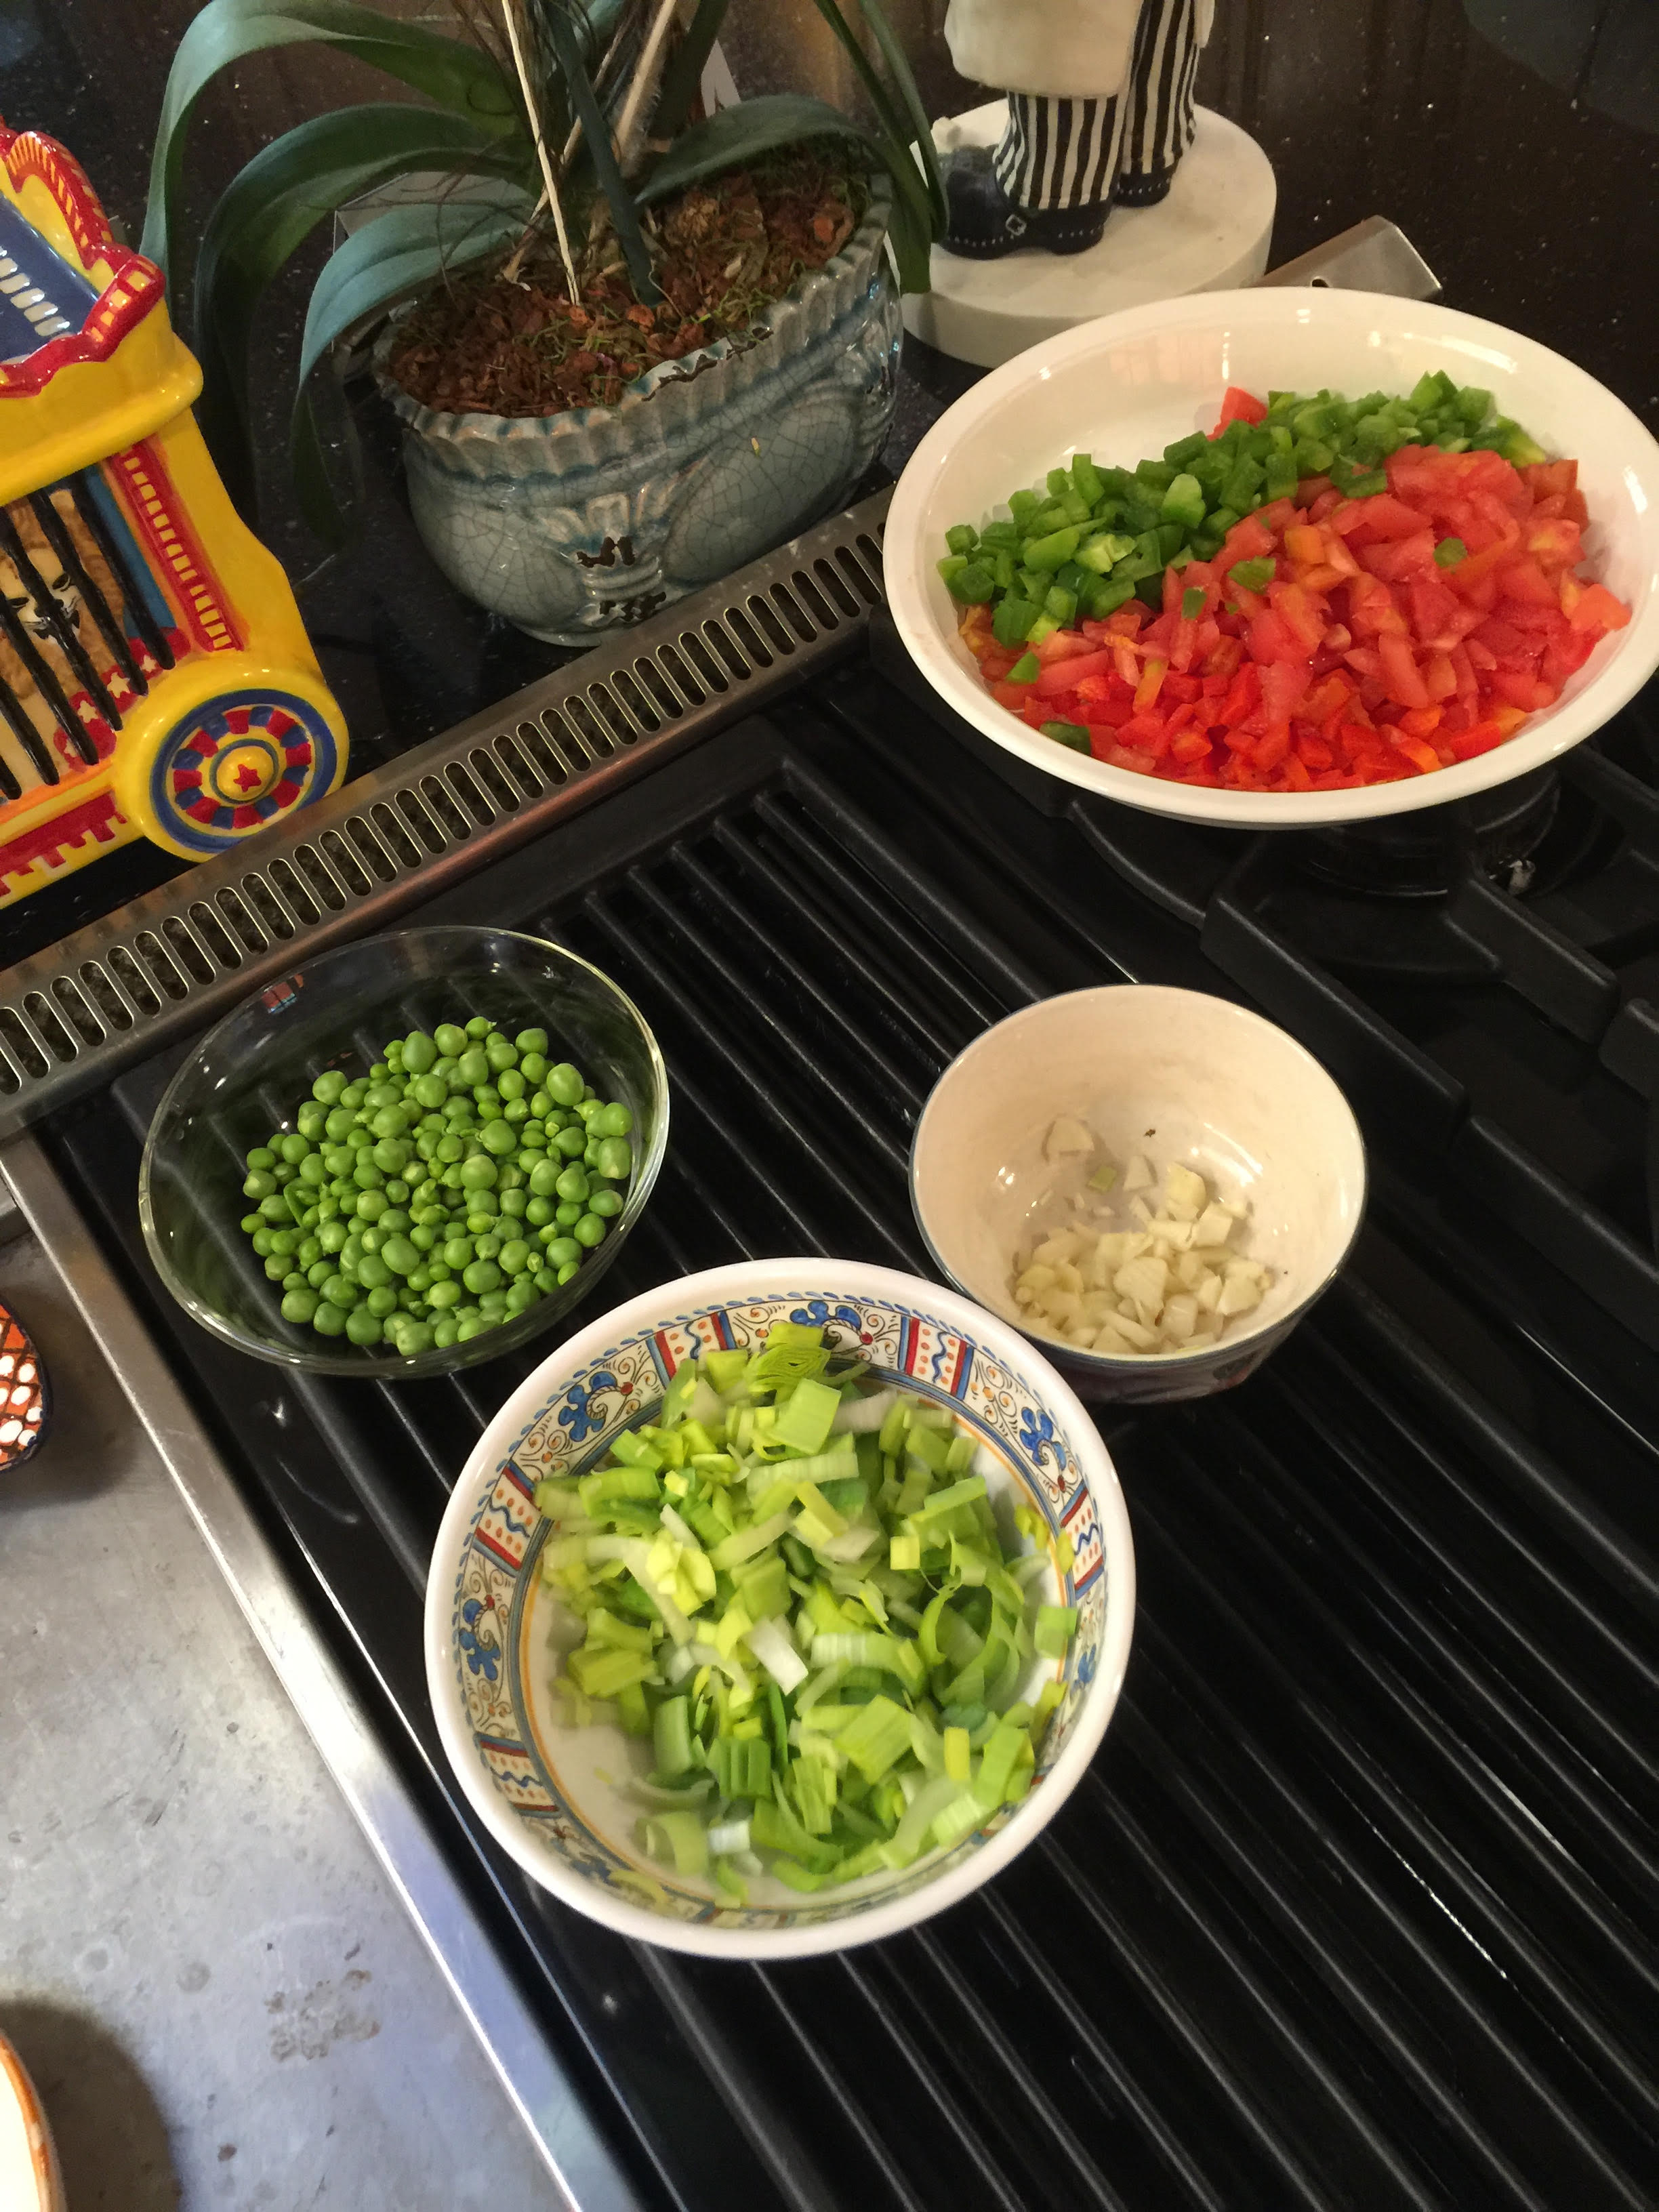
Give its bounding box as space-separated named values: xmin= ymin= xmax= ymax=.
xmin=903 ymin=102 xmax=1277 ymax=369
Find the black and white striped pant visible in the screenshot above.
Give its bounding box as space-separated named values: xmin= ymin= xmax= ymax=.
xmin=992 ymin=0 xmax=1202 ymax=211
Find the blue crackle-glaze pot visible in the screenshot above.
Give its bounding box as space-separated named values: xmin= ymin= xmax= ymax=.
xmin=375 ymin=182 xmax=899 ymax=644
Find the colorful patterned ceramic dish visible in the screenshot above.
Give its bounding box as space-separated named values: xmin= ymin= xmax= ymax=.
xmin=425 ymin=1259 xmax=1136 ymax=1958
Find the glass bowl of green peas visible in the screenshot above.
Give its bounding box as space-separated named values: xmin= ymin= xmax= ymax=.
xmin=138 ymin=926 xmax=669 ymax=1378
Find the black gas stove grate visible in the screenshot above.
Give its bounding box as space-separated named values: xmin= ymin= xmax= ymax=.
xmin=46 ymin=657 xmax=1658 ymax=2211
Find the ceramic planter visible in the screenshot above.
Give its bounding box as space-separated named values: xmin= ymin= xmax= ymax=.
xmin=375 ymin=182 xmax=899 ymax=644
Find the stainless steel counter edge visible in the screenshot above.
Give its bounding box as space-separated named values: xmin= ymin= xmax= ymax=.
xmin=1 ymin=1128 xmax=647 ymax=2212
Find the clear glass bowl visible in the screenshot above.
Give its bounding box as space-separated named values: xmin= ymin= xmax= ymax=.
xmin=138 ymin=926 xmax=669 ymax=1381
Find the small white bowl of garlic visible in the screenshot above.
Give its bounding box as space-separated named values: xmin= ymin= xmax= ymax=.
xmin=909 ymin=985 xmax=1368 ymax=1404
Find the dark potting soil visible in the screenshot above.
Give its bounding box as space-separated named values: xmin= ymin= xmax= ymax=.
xmin=386 ymin=152 xmax=866 ymax=417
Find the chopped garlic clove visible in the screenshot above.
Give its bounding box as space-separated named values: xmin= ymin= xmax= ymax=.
xmin=1216 ymin=1273 xmax=1264 ymax=1316
xmin=1044 ymin=1115 xmax=1096 ymax=1162
xmin=1193 ymin=1203 xmax=1236 ymax=1248
xmin=1162 ymin=1292 xmax=1200 ymax=1342
xmin=1111 ymin=1311 xmax=1160 ymax=1350
xmin=1195 ymin=1269 xmax=1223 ymax=1312
xmin=1164 ymin=1162 xmax=1207 ymax=1220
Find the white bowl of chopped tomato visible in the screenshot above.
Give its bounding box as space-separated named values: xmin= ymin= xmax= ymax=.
xmin=884 ymin=287 xmax=1659 ymax=823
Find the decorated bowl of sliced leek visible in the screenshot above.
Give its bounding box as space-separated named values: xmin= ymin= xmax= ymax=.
xmin=425 ymin=1259 xmax=1134 ymax=1957
xmin=910 ymin=985 xmax=1367 ymax=1404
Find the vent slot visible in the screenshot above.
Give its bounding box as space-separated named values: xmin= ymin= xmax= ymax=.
xmin=0 ymin=490 xmax=890 ymax=1134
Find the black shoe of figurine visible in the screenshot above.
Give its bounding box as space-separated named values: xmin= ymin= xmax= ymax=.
xmin=943 ymin=159 xmax=1110 ymax=259
xmin=1114 ymin=167 xmax=1174 ymax=207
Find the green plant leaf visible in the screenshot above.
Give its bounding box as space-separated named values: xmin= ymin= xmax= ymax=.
xmin=534 ymin=0 xmax=661 ymax=306
xmin=635 ymin=94 xmax=872 ymax=204
xmin=649 ymin=0 xmax=731 ymax=148
xmin=142 ymin=0 xmax=518 ymax=291
xmin=191 ymin=104 xmax=524 ymax=518
xmin=833 ymin=0 xmax=945 ymax=232
xmin=792 ymin=0 xmax=939 ymax=270
xmin=291 ymin=186 xmax=532 ymax=544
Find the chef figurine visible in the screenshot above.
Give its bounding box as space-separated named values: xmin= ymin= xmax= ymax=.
xmin=943 ymin=0 xmax=1216 ymax=257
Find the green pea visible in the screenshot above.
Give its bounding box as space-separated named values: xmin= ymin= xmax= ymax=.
xmin=476 ymin=1098 xmax=503 ymax=1123
xmin=297 ymin=1101 xmax=328 ymax=1141
xmin=353 ymin=1187 xmax=386 ymax=1223
xmin=246 ymin=1146 xmax=277 ymax=1173
xmin=459 ymin=1155 xmax=497 ymax=1191
xmin=544 ymin=1235 xmax=581 ymax=1267
xmin=412 ymin=1071 xmax=448 ymax=1111
xmin=456 ymin=1047 xmax=489 ymax=1087
xmin=300 ymin=1153 xmax=328 ymax=1188
xmin=518 ymin=1128 xmax=548 ymax=1156
xmin=312 ymin=1300 xmax=348 ymax=1338
xmin=466 ymin=1209 xmax=498 ymax=1235
xmin=554 ymin=1125 xmax=587 ymax=1159
xmin=312 ymin=1070 xmax=347 ymax=1106
xmin=341 ymin=1232 xmax=366 ymax=1268
xmin=352 ymin=1157 xmax=385 ymax=1191
xmin=443 ymin=1095 xmax=474 ymax=1122
xmin=556 ymin=1261 xmax=581 ymax=1286
xmin=324 ymin=1107 xmax=355 ymax=1141
xmin=555 ymin=1164 xmax=590 ymax=1204
xmin=497 ymin=1238 xmax=531 ymax=1276
xmin=443 ymin=1236 xmax=474 ymax=1270
xmin=529 ymin=1090 xmax=552 ymax=1119
xmin=427 ymin=1279 xmax=462 ymax=1311
xmin=243 ymin=1168 xmax=276 ymax=1202
xmin=356 ymin=1252 xmax=392 ymax=1290
xmin=498 ymin=1189 xmax=528 ymax=1220
xmin=281 ymin=1287 xmax=319 ymax=1324
xmin=277 ymin=1132 xmax=308 ymax=1166
xmin=546 ymin=1063 xmax=583 ymax=1107
xmin=317 ymin=1219 xmax=348 ymax=1254
xmin=478 ymin=1291 xmax=508 ymax=1317
xmin=502 ymin=1099 xmax=529 ymax=1125
xmin=340 ymin=1082 xmax=367 ymax=1109
xmin=472 ymin=1233 xmax=502 ymax=1262
xmin=410 ymin=1226 xmax=436 ymax=1254
xmin=485 ymin=1038 xmax=518 ymax=1073
xmin=381 ymin=1235 xmax=419 ymax=1275
xmin=306 ymin=1259 xmax=334 ymax=1289
xmin=403 ymin=1031 xmax=437 ymax=1074
xmin=262 ymin=1254 xmax=287 ymax=1282
xmin=434 ymin=1022 xmax=468 ymax=1059
xmin=432 ymin=1316 xmax=460 ymax=1348
xmin=345 ymin=1307 xmax=383 ymax=1347
xmin=240 ymin=1213 xmax=263 ymax=1235
xmin=519 ymin=1054 xmax=548 ymax=1089
xmin=525 ymin=1196 xmax=554 ymax=1227
xmin=321 ymin=1273 xmax=359 ymax=1309
xmin=554 ymin=1203 xmax=582 ymax=1228
xmin=465 ymin=1016 xmax=491 ymax=1040
xmin=504 ymin=1281 xmax=538 ymax=1315
xmin=259 ymin=1194 xmax=290 ymax=1224
xmin=497 ymin=1067 xmax=525 ymax=1103
xmin=398 ymin=1322 xmax=434 ymax=1357
xmin=463 ymin=1258 xmax=502 ymax=1295
xmin=267 ymin=1227 xmax=299 ymax=1257
xmin=577 ymin=1099 xmax=603 ymax=1125
xmin=436 ymin=1134 xmax=464 ymax=1164
xmin=407 ymin=1267 xmax=433 ymax=1296
xmin=371 ymin=1105 xmax=409 ymax=1141
xmin=598 ymin=1102 xmax=634 ymax=1138
xmin=595 ymin=1137 xmax=632 ymax=1181
xmin=573 ymin=1213 xmax=607 ymax=1248
xmin=527 ymin=1158 xmax=561 ymax=1199
xmin=588 ymin=1188 xmax=623 ymax=1219
xmin=479 ymin=1120 xmax=516 ymax=1158
xmin=366 ymin=1285 xmax=398 ymax=1318
xmin=455 ymin=1315 xmax=485 ymax=1343
xmin=533 ymin=1268 xmax=558 ymax=1295
xmin=370 ymin=1144 xmax=405 ymax=1180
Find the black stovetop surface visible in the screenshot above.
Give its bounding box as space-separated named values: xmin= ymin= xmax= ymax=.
xmin=45 ymin=646 xmax=1659 ymax=2211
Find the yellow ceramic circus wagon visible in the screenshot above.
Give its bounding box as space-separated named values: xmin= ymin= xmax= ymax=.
xmin=0 ymin=120 xmax=346 ymax=911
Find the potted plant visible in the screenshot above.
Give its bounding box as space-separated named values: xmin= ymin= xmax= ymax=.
xmin=146 ymin=0 xmax=943 ymax=642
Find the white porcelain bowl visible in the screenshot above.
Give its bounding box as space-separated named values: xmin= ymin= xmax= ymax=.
xmin=426 ymin=1260 xmax=1134 ymax=1958
xmin=884 ymin=288 xmax=1659 ymax=827
xmin=910 ymin=987 xmax=1366 ymax=1404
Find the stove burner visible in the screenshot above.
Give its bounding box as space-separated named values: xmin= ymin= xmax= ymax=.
xmin=1298 ymin=767 xmax=1561 ymax=898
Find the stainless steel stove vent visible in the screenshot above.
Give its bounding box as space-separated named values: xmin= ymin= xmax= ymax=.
xmin=0 ymin=494 xmax=888 ymax=1136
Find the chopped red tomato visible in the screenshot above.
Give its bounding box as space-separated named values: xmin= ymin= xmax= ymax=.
xmin=964 ymin=441 xmax=1631 ymax=792
xmin=1210 ymin=386 xmax=1269 ymax=435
